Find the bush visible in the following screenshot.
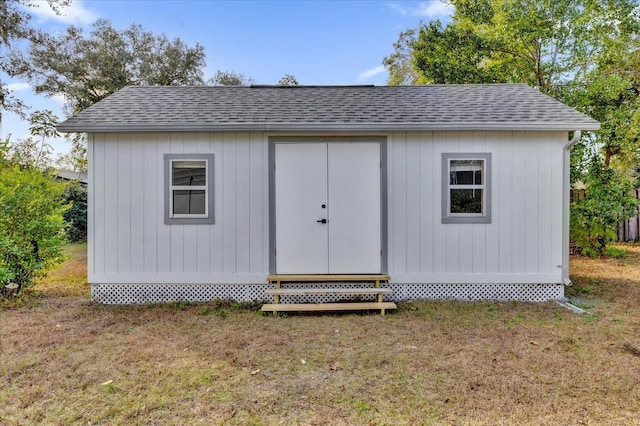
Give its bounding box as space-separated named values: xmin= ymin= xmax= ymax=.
xmin=570 ymin=158 xmax=639 ymax=256
xmin=0 ymin=165 xmax=69 ymax=295
xmin=62 ymin=182 xmax=87 ymax=242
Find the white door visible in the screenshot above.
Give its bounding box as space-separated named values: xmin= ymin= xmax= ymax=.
xmin=275 ymin=143 xmax=328 ymax=274
xmin=328 ymin=143 xmax=381 ymax=273
xmin=275 ymin=142 xmax=381 ymax=274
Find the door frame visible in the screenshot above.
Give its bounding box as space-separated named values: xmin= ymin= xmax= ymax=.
xmin=269 ymin=136 xmax=388 ymax=274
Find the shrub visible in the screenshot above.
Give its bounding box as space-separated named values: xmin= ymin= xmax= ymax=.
xmin=0 ymin=165 xmax=69 ymax=295
xmin=570 ymin=158 xmax=639 ymax=256
xmin=62 ymin=182 xmax=87 ymax=242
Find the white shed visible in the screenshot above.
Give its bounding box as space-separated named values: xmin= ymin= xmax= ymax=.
xmin=57 ymin=84 xmax=600 ymax=305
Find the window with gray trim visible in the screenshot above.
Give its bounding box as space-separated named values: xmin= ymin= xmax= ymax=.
xmin=442 ymin=153 xmax=491 ymax=224
xmin=164 ymin=154 xmax=215 ymax=225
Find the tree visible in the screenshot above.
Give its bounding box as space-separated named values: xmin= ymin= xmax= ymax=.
xmin=0 ymin=164 xmax=68 ymax=295
xmin=28 ymin=109 xmax=58 ymax=167
xmin=56 ymin=133 xmax=87 ymax=172
xmin=448 ymin=0 xmax=584 ymax=91
xmin=0 ymin=137 xmax=11 ymax=166
xmin=383 ymin=28 xmax=419 ymax=85
xmin=278 ymin=74 xmax=299 ymax=86
xmin=0 ymin=0 xmax=69 ymax=128
xmin=563 ymin=40 xmax=640 ymax=172
xmin=208 ymin=70 xmax=253 ymax=86
xmin=411 ymin=20 xmax=500 ymax=84
xmin=385 ymin=0 xmax=639 ymax=92
xmin=20 ymin=19 xmax=206 ymax=113
xmin=7 ymin=109 xmax=59 ymax=169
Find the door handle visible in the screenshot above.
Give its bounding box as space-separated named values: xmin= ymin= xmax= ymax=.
xmin=316 ymin=219 xmax=327 ymax=224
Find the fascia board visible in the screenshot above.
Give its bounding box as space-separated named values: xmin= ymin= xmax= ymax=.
xmin=57 ymin=121 xmax=601 ymax=133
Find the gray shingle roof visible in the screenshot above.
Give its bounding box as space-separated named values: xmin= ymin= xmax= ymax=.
xmin=56 ymin=84 xmax=600 ymax=133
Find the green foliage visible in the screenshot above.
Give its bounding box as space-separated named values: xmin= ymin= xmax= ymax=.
xmin=563 ymin=46 xmax=640 ymax=172
xmin=8 ymin=109 xmax=59 ymax=169
xmin=383 ymin=28 xmax=419 ymax=85
xmin=56 ymin=133 xmax=87 ymax=173
xmin=62 ymin=182 xmax=87 ymax=242
xmin=385 ymin=0 xmax=613 ymax=90
xmin=278 ymin=74 xmax=299 ymax=86
xmin=450 ymin=189 xmax=483 ymax=214
xmin=412 ymin=20 xmax=500 ymax=84
xmin=0 ymin=164 xmax=68 ymax=294
xmin=570 ymin=157 xmax=639 ymax=256
xmin=208 ymin=70 xmax=253 ymax=86
xmin=603 ymin=246 xmax=627 ymax=258
xmin=0 ymin=137 xmax=11 ymax=166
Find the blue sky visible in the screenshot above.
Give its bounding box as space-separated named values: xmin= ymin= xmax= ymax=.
xmin=3 ymin=0 xmax=453 ymax=155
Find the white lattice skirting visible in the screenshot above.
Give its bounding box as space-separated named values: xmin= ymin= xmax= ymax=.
xmin=91 ymin=282 xmax=564 ymax=304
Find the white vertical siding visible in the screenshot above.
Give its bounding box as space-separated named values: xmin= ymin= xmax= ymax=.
xmin=116 ymin=134 xmax=132 ymax=273
xmin=209 ymin=133 xmax=225 ymax=274
xmin=418 ymin=132 xmax=434 ymax=274
xmin=156 ymin=133 xmax=171 ymax=275
xmin=103 ymin=134 xmax=118 ymax=274
xmin=496 ymin=131 xmax=513 ymax=274
xmin=388 ymin=131 xmax=565 ymax=283
xmin=89 ymin=132 xmax=270 ymax=283
xmin=249 ymin=132 xmax=267 ymax=273
xmin=90 ymin=130 xmax=565 ymax=285
xmin=142 ymin=136 xmax=158 ymax=274
xmin=236 ymin=135 xmax=251 ymax=273
xmin=391 ymin=132 xmax=407 ymax=274
xmin=129 ymin=133 xmax=144 ymax=274
xmin=405 ymin=134 xmax=421 ymax=273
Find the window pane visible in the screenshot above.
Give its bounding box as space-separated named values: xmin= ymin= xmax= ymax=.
xmin=172 ymin=161 xmax=206 ymax=186
xmin=451 ymin=189 xmax=483 ymax=214
xmin=173 ymin=190 xmax=205 ymax=215
xmin=450 ymin=160 xmax=483 ymax=185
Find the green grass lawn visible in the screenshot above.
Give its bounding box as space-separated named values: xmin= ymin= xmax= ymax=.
xmin=1 ymin=243 xmax=639 ymax=425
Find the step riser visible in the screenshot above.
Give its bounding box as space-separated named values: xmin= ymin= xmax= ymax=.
xmin=267 ymin=274 xmax=390 ymax=283
xmin=265 ymin=289 xmax=394 ymax=296
xmin=261 ymin=302 xmax=397 ymax=313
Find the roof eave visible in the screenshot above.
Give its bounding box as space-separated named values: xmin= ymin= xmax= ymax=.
xmin=56 ymin=122 xmax=601 ymax=133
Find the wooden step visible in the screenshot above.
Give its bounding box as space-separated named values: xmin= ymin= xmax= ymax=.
xmin=267 ymin=274 xmax=390 ymax=283
xmin=261 ymin=302 xmax=397 ymax=314
xmin=265 ymin=288 xmax=394 ymax=296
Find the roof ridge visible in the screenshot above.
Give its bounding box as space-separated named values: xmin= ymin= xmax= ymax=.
xmin=249 ymin=84 xmax=375 ymax=88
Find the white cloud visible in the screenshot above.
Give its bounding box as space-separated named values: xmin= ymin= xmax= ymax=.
xmin=415 ymin=1 xmax=454 ymax=18
xmin=357 ymin=65 xmax=386 ymax=82
xmin=51 ymin=94 xmax=66 ymax=106
xmin=388 ymin=1 xmax=454 ymax=19
xmin=27 ymin=0 xmax=97 ymax=25
xmin=388 ymin=3 xmax=409 ymax=16
xmin=7 ymin=82 xmax=31 ymax=92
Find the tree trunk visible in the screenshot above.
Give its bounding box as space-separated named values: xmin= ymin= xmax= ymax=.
xmin=604 ymin=147 xmax=615 ymax=169
xmin=2 ymin=283 xmax=19 ymax=299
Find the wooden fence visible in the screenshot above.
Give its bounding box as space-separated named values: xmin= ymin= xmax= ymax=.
xmin=616 ymin=188 xmax=640 ymax=242
xmin=570 ymin=188 xmax=640 ymax=242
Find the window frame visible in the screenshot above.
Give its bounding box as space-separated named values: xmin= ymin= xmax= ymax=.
xmin=164 ymin=154 xmax=215 ymax=225
xmin=441 ymin=153 xmax=491 ymax=224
